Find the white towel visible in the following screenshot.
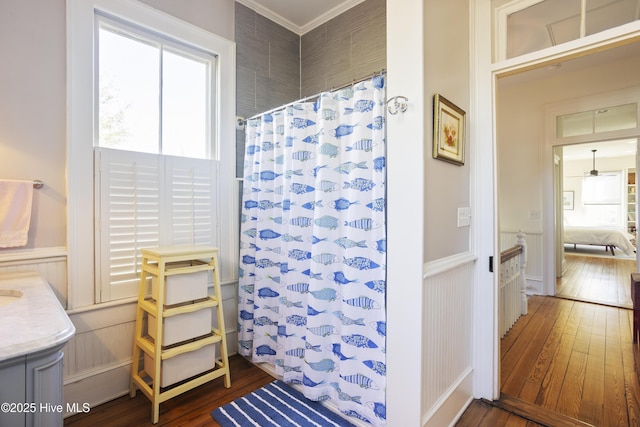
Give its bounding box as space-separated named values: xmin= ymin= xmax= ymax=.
xmin=0 ymin=180 xmax=34 ymax=248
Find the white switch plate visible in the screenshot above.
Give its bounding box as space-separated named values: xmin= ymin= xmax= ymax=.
xmin=457 ymin=207 xmax=471 ymax=227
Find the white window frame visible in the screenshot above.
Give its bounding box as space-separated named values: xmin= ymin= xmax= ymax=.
xmin=96 ymin=14 xmax=216 ymax=158
xmin=67 ymin=0 xmax=236 ymax=308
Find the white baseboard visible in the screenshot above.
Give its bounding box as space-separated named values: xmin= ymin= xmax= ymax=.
xmin=526 ymin=277 xmax=543 ymax=295
xmin=64 ymin=363 xmax=131 ymax=418
xmin=422 ymin=368 xmax=473 ymax=427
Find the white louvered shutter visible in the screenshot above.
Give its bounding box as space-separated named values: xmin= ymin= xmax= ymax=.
xmin=96 ymin=149 xmax=219 ymax=302
xmin=96 ymin=148 xmax=162 ymax=301
xmin=165 ymin=155 xmax=218 ymax=247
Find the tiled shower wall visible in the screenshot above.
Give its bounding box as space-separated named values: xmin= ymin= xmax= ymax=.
xmin=235 ymin=2 xmax=300 ymax=122
xmin=235 ymin=3 xmax=300 ymax=177
xmin=300 ymin=0 xmax=386 ymax=97
xmin=234 ymin=0 xmax=386 ymax=176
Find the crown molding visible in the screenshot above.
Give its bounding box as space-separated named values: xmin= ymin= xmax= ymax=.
xmin=236 ymin=0 xmax=366 ymax=35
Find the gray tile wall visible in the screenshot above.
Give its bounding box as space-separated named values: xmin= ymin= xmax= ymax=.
xmin=235 ymin=2 xmax=301 ymax=176
xmin=235 ymin=3 xmax=301 ymax=120
xmin=234 ymin=0 xmax=386 ymax=177
xmin=301 ymin=0 xmax=386 ymax=97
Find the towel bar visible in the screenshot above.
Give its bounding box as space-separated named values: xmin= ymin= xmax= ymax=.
xmin=33 ymin=180 xmax=43 ymax=189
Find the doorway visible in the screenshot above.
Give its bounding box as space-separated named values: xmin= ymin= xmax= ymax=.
xmin=494 ymin=32 xmax=640 ymax=427
xmin=554 ymin=139 xmax=638 ymax=309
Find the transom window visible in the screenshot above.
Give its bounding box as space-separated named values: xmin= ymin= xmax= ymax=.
xmin=495 ymin=0 xmax=640 ymax=60
xmin=556 ymin=103 xmax=637 ymax=138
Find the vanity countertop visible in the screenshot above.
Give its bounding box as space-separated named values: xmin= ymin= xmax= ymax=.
xmin=0 ymin=270 xmax=75 ymax=362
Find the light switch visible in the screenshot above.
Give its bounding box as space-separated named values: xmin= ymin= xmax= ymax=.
xmin=457 ymin=207 xmax=471 ymax=227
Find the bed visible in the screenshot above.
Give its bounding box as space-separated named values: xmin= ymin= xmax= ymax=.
xmin=564 ymin=226 xmax=637 ymax=256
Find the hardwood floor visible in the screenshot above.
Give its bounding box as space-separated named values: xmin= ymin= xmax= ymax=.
xmin=457 ymin=295 xmax=640 ymax=426
xmin=499 ymin=295 xmax=640 ymax=426
xmin=556 ymin=253 xmax=635 ymax=308
xmin=66 ymin=261 xmax=640 ymax=427
xmin=64 ymin=355 xmax=274 ymax=426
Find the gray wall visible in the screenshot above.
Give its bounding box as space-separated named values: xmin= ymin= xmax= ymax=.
xmin=234 ymin=0 xmax=386 ymax=177
xmin=139 ymin=0 xmax=234 ymax=40
xmin=301 ymin=0 xmax=386 ymax=97
xmin=0 ymin=0 xmax=67 ymax=250
xmin=423 ymin=0 xmax=471 ymax=261
xmin=235 ymin=2 xmax=300 ymax=177
xmin=235 ymin=2 xmax=301 ymax=120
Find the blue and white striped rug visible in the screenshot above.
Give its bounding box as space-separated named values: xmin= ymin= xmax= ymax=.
xmin=211 ymin=380 xmax=355 ymax=427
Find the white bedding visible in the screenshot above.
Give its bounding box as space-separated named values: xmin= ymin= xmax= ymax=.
xmin=564 ymin=227 xmax=636 ymax=256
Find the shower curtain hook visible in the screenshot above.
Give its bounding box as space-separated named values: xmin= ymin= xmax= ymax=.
xmin=386 ymin=96 xmax=409 ymax=115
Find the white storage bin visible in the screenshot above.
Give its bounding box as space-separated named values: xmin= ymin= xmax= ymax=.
xmin=152 ymin=269 xmax=208 ymax=305
xmin=144 ymin=343 xmax=216 ymax=387
xmin=148 ymin=308 xmax=212 ymax=346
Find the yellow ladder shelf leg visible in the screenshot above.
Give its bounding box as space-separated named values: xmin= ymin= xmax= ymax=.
xmin=129 ymin=245 xmax=231 ymax=424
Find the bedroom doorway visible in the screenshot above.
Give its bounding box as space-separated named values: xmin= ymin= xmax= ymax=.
xmin=555 ymin=138 xmax=639 ymax=308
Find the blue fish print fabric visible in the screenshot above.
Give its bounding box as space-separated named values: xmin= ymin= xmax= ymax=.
xmin=239 ymin=76 xmax=386 ymax=426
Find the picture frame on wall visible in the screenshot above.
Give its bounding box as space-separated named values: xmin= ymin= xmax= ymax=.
xmin=563 ymin=191 xmax=574 ymax=210
xmin=433 ymin=94 xmax=465 ymax=165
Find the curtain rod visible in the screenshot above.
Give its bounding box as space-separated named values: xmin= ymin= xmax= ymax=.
xmin=240 ymin=69 xmax=386 ymax=125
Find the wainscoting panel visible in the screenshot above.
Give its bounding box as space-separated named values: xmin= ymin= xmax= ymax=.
xmin=0 ymin=247 xmax=67 ymax=307
xmin=500 ymin=230 xmax=543 ymax=295
xmin=422 ymin=253 xmax=475 ymax=426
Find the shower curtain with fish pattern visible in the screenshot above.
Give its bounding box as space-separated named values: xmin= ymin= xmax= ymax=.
xmin=238 ymin=75 xmax=387 ymax=425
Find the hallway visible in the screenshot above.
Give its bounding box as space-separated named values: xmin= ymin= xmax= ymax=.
xmin=458 ymin=295 xmax=640 ymax=426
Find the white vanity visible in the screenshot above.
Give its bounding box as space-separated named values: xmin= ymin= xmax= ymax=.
xmin=0 ymin=271 xmax=75 ymax=427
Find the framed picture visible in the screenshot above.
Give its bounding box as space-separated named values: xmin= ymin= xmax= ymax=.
xmin=433 ymin=94 xmax=466 ymax=165
xmin=563 ymin=191 xmax=574 ymax=210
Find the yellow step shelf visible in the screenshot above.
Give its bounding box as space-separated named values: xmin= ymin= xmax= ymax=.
xmin=135 ymin=332 xmax=222 ymax=359
xmin=138 ymin=296 xmax=219 ymax=318
xmin=129 ymin=245 xmax=231 ymax=424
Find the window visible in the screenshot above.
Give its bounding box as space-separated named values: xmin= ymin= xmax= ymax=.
xmin=94 ymin=15 xmax=220 ymax=301
xmin=556 ymin=103 xmax=637 ymax=138
xmin=95 ymin=17 xmax=219 ymax=301
xmin=96 ymin=148 xmax=217 ymax=301
xmin=98 ymin=17 xmax=214 ymax=159
xmin=67 ymin=0 xmax=236 ymax=306
xmin=495 ymin=0 xmax=640 ymax=60
xmin=582 ymin=172 xmax=622 ymax=204
xmin=581 ymin=171 xmax=623 ymax=226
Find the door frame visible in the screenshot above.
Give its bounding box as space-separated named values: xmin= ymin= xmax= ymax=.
xmin=542 ymin=90 xmax=640 ymax=296
xmin=474 ymin=0 xmax=640 ymax=400
xmin=553 ymin=140 xmax=639 ymax=294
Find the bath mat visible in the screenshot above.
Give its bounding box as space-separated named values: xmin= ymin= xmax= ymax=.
xmin=211 ymin=380 xmax=355 ymax=427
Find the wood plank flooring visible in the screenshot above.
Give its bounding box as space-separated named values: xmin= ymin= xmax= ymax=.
xmin=556 ymin=253 xmax=635 ymax=308
xmin=64 ymin=355 xmax=274 ymax=426
xmin=455 ymin=399 xmax=546 ymax=427
xmin=66 ymin=253 xmax=640 ymax=426
xmin=498 ymin=295 xmax=640 ymax=427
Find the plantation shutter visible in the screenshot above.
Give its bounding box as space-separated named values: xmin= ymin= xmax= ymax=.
xmin=96 ymin=148 xmax=218 ymax=302
xmin=96 ymin=148 xmax=162 ymax=301
xmin=165 ymin=156 xmax=218 ymax=247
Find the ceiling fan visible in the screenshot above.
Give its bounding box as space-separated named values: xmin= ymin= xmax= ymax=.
xmin=588 ymin=149 xmax=600 ymax=176
xmin=565 ymin=149 xmax=618 ymax=178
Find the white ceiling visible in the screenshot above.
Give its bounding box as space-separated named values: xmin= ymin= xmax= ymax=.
xmin=563 ymin=139 xmax=637 ymax=160
xmin=235 ymin=0 xmax=366 ymax=35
